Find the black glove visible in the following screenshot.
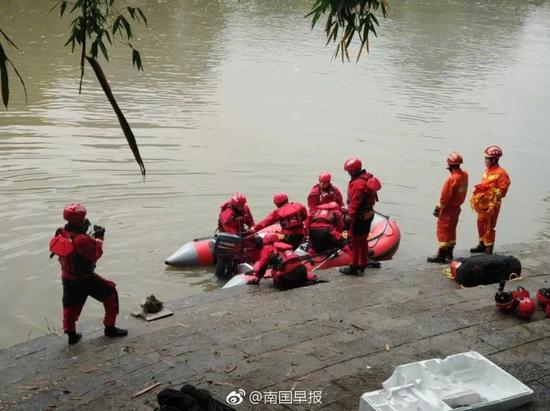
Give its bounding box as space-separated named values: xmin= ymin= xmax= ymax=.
xmin=432 ymin=206 xmax=440 ymax=218
xmin=92 ymin=225 xmax=106 ymax=239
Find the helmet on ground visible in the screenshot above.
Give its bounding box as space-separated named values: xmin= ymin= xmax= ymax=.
xmin=447 ymin=152 xmax=463 ymax=166
xmin=344 ymin=158 xmax=362 ymax=173
xmin=273 ymin=192 xmax=288 ymax=207
xmin=230 ymin=192 xmax=247 ymax=209
xmin=484 ymin=145 xmax=502 ymax=158
xmin=319 ymin=172 xmax=331 ymax=183
xmin=515 ymin=297 xmax=536 ymax=319
xmin=536 ymin=288 xmax=550 ymax=307
xmin=63 ymin=203 xmax=87 ymax=223
xmin=494 ymin=291 xmax=516 ymax=312
xmin=511 ymin=286 xmax=530 ymax=300
xmin=262 ymin=233 xmax=279 ymax=245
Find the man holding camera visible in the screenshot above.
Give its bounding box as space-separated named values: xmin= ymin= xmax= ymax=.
xmin=49 ymin=203 xmax=127 ymax=345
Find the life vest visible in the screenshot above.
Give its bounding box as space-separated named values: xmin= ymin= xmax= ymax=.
xmin=310 ymin=203 xmax=339 ymax=228
xmin=49 ymin=229 xmax=95 ymax=277
xmin=357 ymin=173 xmax=381 ymax=214
xmin=470 ymin=185 xmax=500 ymax=216
xmin=316 ymin=185 xmax=338 ymax=205
xmin=278 ymin=203 xmax=304 ymax=230
xmin=271 ymin=242 xmax=302 ymax=275
xmin=218 ymin=202 xmax=248 ymax=233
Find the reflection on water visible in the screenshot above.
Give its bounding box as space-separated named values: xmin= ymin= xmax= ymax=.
xmin=1 ymin=0 xmax=550 ymax=347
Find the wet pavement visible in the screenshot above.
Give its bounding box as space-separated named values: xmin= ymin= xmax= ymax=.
xmin=1 ymin=241 xmax=549 ymax=410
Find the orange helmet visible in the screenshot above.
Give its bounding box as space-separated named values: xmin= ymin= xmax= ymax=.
xmin=447 ymin=151 xmax=463 ymax=166
xmin=230 ymin=192 xmax=247 ymax=209
xmin=484 ymin=145 xmax=502 ymax=158
xmin=273 ymin=192 xmax=288 ymax=207
xmin=344 ymin=158 xmax=362 ymax=173
xmin=318 ymin=172 xmax=331 ymax=184
xmin=63 ymin=203 xmax=87 ymax=223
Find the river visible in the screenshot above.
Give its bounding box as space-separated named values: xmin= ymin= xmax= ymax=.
xmin=1 ymin=0 xmax=550 ymax=348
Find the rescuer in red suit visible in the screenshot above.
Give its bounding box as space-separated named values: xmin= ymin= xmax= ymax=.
xmin=49 ymin=204 xmax=128 ymax=345
xmin=339 ymin=158 xmax=382 ymax=275
xmin=218 ymin=192 xmax=255 ymax=234
xmin=307 ymin=172 xmax=344 ymax=218
xmin=427 ymin=152 xmax=469 ymax=263
xmin=253 ymin=193 xmax=308 ymax=250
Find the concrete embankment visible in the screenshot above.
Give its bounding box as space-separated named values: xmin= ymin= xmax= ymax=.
xmin=1 ymin=241 xmax=549 ymax=410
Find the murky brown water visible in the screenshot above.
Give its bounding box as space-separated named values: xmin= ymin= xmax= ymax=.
xmin=1 ymin=0 xmax=550 ymax=348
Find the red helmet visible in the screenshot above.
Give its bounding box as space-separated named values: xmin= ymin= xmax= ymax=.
xmin=447 ymin=152 xmax=463 ymax=166
xmin=230 ymin=192 xmax=247 ymax=209
xmin=63 ymin=203 xmax=87 ymax=223
xmin=273 ymin=192 xmax=288 ymax=207
xmin=515 ymin=297 xmax=536 ymax=319
xmin=484 ymin=145 xmax=502 ymax=158
xmin=263 ymin=233 xmax=279 ymax=245
xmin=511 ymin=286 xmax=530 ymax=300
xmin=319 ymin=172 xmax=331 ymax=183
xmin=536 ymin=288 xmax=550 ymax=307
xmin=344 ymin=158 xmax=362 ymax=173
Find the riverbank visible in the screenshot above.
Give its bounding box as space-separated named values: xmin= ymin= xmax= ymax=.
xmin=1 ymin=241 xmax=549 ymax=410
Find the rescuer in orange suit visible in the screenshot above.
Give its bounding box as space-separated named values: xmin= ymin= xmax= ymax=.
xmin=427 ymin=152 xmax=469 ymax=263
xmin=470 ymin=145 xmax=511 ymax=255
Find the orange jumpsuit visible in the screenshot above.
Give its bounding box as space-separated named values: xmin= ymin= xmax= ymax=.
xmin=474 ymin=165 xmax=510 ymax=246
xmin=437 ymin=169 xmax=468 ymax=247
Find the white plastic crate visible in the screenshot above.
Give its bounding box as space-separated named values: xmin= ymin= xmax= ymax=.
xmin=359 ymin=351 xmax=534 ymax=411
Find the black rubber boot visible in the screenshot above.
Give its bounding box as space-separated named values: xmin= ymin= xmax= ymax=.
xmin=104 ymin=326 xmax=128 ymax=338
xmin=427 ymin=248 xmax=447 ymax=263
xmin=446 ymin=246 xmax=455 ymax=262
xmin=485 ymin=245 xmax=494 ymax=255
xmin=67 ymin=331 xmax=82 ymax=345
xmin=339 ymin=265 xmax=358 ymax=275
xmin=470 ymin=242 xmax=486 ymax=253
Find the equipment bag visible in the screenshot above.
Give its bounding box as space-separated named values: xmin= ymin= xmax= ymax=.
xmin=452 ymin=254 xmax=521 ymax=287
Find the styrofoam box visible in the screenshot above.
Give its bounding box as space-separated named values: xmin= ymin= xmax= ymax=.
xmin=359 ymin=351 xmax=534 ymax=411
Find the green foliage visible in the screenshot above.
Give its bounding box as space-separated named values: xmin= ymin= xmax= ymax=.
xmin=0 ymin=28 xmax=27 ymax=109
xmin=308 ymin=0 xmax=388 ymax=61
xmin=53 ymin=0 xmax=146 ymax=69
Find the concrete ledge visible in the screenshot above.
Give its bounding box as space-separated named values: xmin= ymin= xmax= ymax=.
xmin=1 ymin=242 xmax=549 ymax=410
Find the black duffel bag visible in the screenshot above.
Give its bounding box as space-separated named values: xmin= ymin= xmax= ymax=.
xmin=156 ymin=384 xmax=235 ymax=411
xmin=453 ymin=254 xmax=521 ymax=287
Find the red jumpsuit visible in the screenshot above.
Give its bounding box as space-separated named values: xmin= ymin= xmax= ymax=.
xmin=474 ymin=165 xmax=510 ymax=246
xmin=252 ymin=242 xmax=308 ymax=289
xmin=50 ymin=228 xmax=119 ymax=333
xmin=347 ymin=170 xmax=380 ymax=268
xmin=308 ymin=203 xmax=344 ymax=253
xmin=307 ymin=183 xmax=344 ymax=217
xmin=254 ymin=202 xmax=308 ymax=249
xmin=218 ymin=201 xmax=254 ymax=234
xmin=436 ymin=169 xmax=468 ymax=247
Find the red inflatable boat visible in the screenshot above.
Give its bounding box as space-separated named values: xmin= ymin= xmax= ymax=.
xmin=165 ymin=211 xmax=400 ymax=269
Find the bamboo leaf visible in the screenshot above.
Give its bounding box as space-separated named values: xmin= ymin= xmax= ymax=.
xmin=99 ymin=40 xmax=109 ymax=60
xmin=132 ymin=48 xmax=142 ymax=71
xmin=136 ymin=8 xmax=147 ymax=25
xmin=0 ymin=44 xmax=9 ymax=108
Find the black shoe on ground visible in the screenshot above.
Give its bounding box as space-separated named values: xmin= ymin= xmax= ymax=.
xmin=104 ymin=326 xmax=128 ymax=338
xmin=365 ymin=261 xmax=381 ymax=268
xmin=469 ymin=242 xmax=486 ymax=253
xmin=485 ymin=245 xmax=494 ymax=254
xmin=67 ymin=331 xmax=82 ymax=345
xmin=339 ymin=265 xmax=358 ymax=275
xmin=427 ymin=255 xmax=447 ymax=263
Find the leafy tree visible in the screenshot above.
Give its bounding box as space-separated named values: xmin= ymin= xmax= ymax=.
xmin=308 ymin=0 xmax=388 ymax=61
xmin=54 ymin=0 xmax=147 ymax=175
